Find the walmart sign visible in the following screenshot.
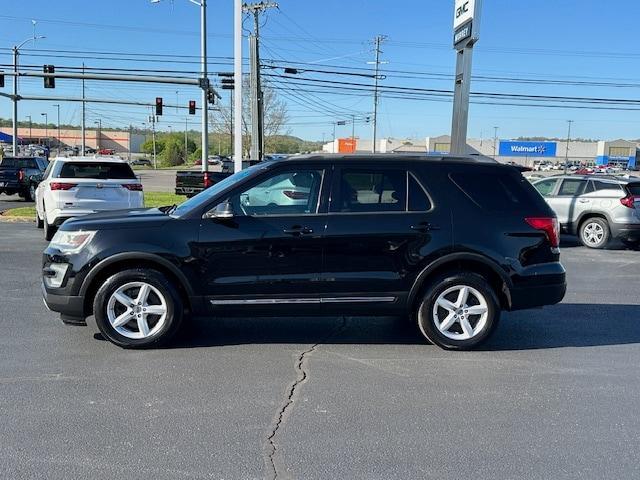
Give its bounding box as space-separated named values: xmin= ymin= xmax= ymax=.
xmin=499 ymin=141 xmax=557 ymax=157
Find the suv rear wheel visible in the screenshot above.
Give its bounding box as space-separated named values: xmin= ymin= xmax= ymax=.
xmin=417 ymin=272 xmax=500 ymax=350
xmin=579 ymin=217 xmax=609 ymax=249
xmin=93 ymin=269 xmax=183 ymax=348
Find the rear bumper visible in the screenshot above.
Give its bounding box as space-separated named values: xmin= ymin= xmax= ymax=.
xmin=509 ymin=262 xmax=567 ymax=311
xmin=42 ymin=282 xmax=85 ymax=318
xmin=611 ymin=223 xmax=640 ymax=241
xmin=175 ymin=187 xmax=203 ymax=196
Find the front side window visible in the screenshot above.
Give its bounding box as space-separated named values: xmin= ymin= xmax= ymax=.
xmin=334 ymin=169 xmax=406 ymax=213
xmin=533 ymin=179 xmax=558 ymax=197
xmin=558 ymin=179 xmax=587 ymax=196
xmin=230 ymin=169 xmax=323 ymax=216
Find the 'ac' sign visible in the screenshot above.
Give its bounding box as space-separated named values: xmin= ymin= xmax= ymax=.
xmin=453 ymin=0 xmax=476 ymax=29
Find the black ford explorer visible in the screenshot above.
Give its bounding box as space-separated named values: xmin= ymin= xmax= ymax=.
xmin=42 ymin=155 xmax=566 ymax=350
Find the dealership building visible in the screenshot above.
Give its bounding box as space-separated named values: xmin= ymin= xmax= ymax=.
xmin=323 ymin=136 xmax=639 ymax=168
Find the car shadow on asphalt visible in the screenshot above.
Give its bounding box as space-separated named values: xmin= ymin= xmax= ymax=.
xmin=153 ymin=302 xmax=640 ymax=351
xmin=560 ymin=235 xmax=636 ymax=251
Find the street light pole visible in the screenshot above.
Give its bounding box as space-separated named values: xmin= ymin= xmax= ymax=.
xmin=94 ymin=120 xmax=102 ymax=150
xmin=12 ymin=34 xmax=46 ymax=155
xmin=493 ymin=126 xmax=499 ymax=158
xmin=40 ymin=113 xmax=48 ymax=149
xmin=26 ymin=115 xmax=32 ymax=142
xmin=234 ymin=0 xmax=243 ymax=171
xmin=53 ymin=104 xmax=60 ymax=155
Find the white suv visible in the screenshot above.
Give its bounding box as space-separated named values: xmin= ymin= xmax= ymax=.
xmin=35 ymin=157 xmax=144 ymax=240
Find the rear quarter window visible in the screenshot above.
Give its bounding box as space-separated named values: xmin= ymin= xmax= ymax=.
xmin=626 ymin=183 xmax=640 ymax=196
xmin=450 ymin=170 xmax=538 ymax=213
xmin=57 ymin=162 xmax=136 ymax=180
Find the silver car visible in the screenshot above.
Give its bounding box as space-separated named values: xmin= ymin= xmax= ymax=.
xmin=532 ymin=175 xmax=640 ymax=249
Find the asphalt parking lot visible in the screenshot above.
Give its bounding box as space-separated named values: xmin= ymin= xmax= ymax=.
xmin=1 ymin=222 xmax=639 ymax=479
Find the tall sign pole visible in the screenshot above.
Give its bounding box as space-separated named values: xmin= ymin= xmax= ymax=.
xmin=234 ymin=0 xmax=243 ymax=171
xmin=450 ymin=0 xmax=482 ymax=155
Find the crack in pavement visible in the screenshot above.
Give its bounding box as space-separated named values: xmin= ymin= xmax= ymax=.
xmin=265 ymin=316 xmax=348 ymax=480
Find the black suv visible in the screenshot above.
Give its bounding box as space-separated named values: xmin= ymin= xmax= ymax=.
xmin=42 ymin=155 xmax=566 ymax=350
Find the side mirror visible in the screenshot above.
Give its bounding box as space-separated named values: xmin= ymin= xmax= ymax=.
xmin=204 ymin=202 xmax=234 ymax=220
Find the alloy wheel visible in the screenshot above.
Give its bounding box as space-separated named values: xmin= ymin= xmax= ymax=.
xmin=432 ymin=285 xmax=489 ymax=341
xmin=106 ymin=282 xmax=167 ymax=339
xmin=582 ymin=222 xmax=604 ymax=246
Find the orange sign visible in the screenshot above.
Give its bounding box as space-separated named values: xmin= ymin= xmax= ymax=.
xmin=338 ymin=138 xmax=357 ymax=153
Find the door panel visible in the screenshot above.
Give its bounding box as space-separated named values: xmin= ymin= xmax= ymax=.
xmin=321 ymin=167 xmax=452 ymax=312
xmin=193 ymin=166 xmax=329 ymax=314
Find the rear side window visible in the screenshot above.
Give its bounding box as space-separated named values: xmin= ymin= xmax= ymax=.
xmin=591 ymin=180 xmax=623 ymax=193
xmin=625 ymin=183 xmax=640 ymax=196
xmin=558 ymin=179 xmax=587 ymax=196
xmin=334 ymin=169 xmax=406 ymax=213
xmin=57 ymin=162 xmax=136 ymax=180
xmin=450 ymin=172 xmax=531 ymax=212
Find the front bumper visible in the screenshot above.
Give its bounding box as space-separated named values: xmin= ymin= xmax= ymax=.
xmin=42 ymin=282 xmax=86 ymax=318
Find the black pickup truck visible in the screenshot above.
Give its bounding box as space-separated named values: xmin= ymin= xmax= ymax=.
xmin=0 ymin=157 xmax=48 ymax=201
xmin=175 ymin=159 xmax=260 ymax=197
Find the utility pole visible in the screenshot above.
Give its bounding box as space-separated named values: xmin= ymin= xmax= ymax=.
xmin=244 ymin=2 xmax=278 ymax=161
xmin=149 ymin=111 xmax=157 ymax=169
xmin=564 ymin=120 xmax=573 ymax=174
xmin=128 ymin=124 xmax=132 ymax=162
xmin=40 ymin=113 xmax=48 ymax=149
xmin=184 ymin=118 xmax=189 ymax=163
xmin=234 ymin=0 xmax=243 ymax=171
xmin=53 ymin=104 xmax=60 ymax=155
xmin=81 ymin=63 xmax=86 ymax=155
xmin=493 ymin=126 xmax=498 ymax=158
xmin=199 ymin=0 xmax=209 ymax=182
xmin=26 ymin=115 xmax=32 ymax=142
xmin=351 ymin=114 xmax=355 ymax=151
xmin=94 ymin=119 xmax=102 ymax=151
xmin=369 ymin=35 xmax=387 ymax=154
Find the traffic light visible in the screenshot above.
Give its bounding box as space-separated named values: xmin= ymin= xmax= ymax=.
xmin=0 ymin=73 xmax=4 ymax=88
xmin=188 ymin=100 xmax=196 ymax=115
xmin=207 ymin=88 xmax=216 ymax=104
xmin=155 ymin=97 xmax=163 ymax=116
xmin=43 ymin=65 xmax=55 ymax=88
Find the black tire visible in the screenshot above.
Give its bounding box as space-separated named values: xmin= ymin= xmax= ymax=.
xmin=36 ymin=211 xmax=44 ymax=229
xmin=44 ymin=211 xmax=57 ymax=241
xmin=416 ymin=272 xmax=500 ymax=350
xmin=579 ymin=217 xmax=610 ymax=249
xmin=25 ymin=184 xmax=36 ymax=202
xmin=93 ymin=269 xmax=183 ymax=348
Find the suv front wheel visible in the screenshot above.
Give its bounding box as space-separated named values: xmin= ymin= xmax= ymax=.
xmin=93 ymin=269 xmax=183 ymax=348
xmin=417 ymin=272 xmax=500 ymax=350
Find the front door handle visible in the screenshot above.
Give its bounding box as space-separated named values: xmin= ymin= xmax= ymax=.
xmin=411 ymin=222 xmax=440 ymax=232
xmin=283 ymin=226 xmax=314 ymax=236
xmin=578 ymin=199 xmax=591 ymax=203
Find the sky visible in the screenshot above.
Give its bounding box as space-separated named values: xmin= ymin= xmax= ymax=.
xmin=2 ymin=0 xmax=640 ymax=142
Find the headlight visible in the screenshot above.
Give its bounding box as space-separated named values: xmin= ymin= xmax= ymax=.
xmin=49 ymin=230 xmax=96 ymax=254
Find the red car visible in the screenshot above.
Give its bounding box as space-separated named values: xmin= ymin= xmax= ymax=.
xmin=98 ymin=148 xmax=115 ymax=155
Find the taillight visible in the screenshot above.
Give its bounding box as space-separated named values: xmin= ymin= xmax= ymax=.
xmin=203 ymin=173 xmax=212 ymax=188
xmin=122 ymin=183 xmax=143 ymax=191
xmin=620 ymin=195 xmax=639 ymax=208
xmin=525 ymin=217 xmax=560 ymax=248
xmin=17 ymin=169 xmax=24 ymax=181
xmin=283 ymin=190 xmax=309 ymax=200
xmin=50 ymin=183 xmax=77 ymax=191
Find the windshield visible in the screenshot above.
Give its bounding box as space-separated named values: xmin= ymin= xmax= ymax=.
xmin=172 ymin=162 xmax=272 ymax=217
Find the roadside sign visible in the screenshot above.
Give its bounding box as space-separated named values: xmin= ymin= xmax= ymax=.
xmin=453 ymin=0 xmax=481 ymax=50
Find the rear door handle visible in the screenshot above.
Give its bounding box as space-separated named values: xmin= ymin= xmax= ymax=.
xmin=579 ymin=199 xmax=591 ymax=203
xmin=411 ymin=222 xmax=440 ymax=232
xmin=283 ymin=226 xmax=313 ymax=236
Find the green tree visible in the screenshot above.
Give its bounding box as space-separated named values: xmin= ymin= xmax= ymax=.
xmin=159 ymin=137 xmax=185 ymax=167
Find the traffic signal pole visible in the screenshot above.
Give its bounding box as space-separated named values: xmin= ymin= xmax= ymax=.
xmin=200 ymin=0 xmax=209 ymax=180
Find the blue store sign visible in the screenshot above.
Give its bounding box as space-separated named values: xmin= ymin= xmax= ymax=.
xmin=499 ymin=141 xmax=557 ymax=157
